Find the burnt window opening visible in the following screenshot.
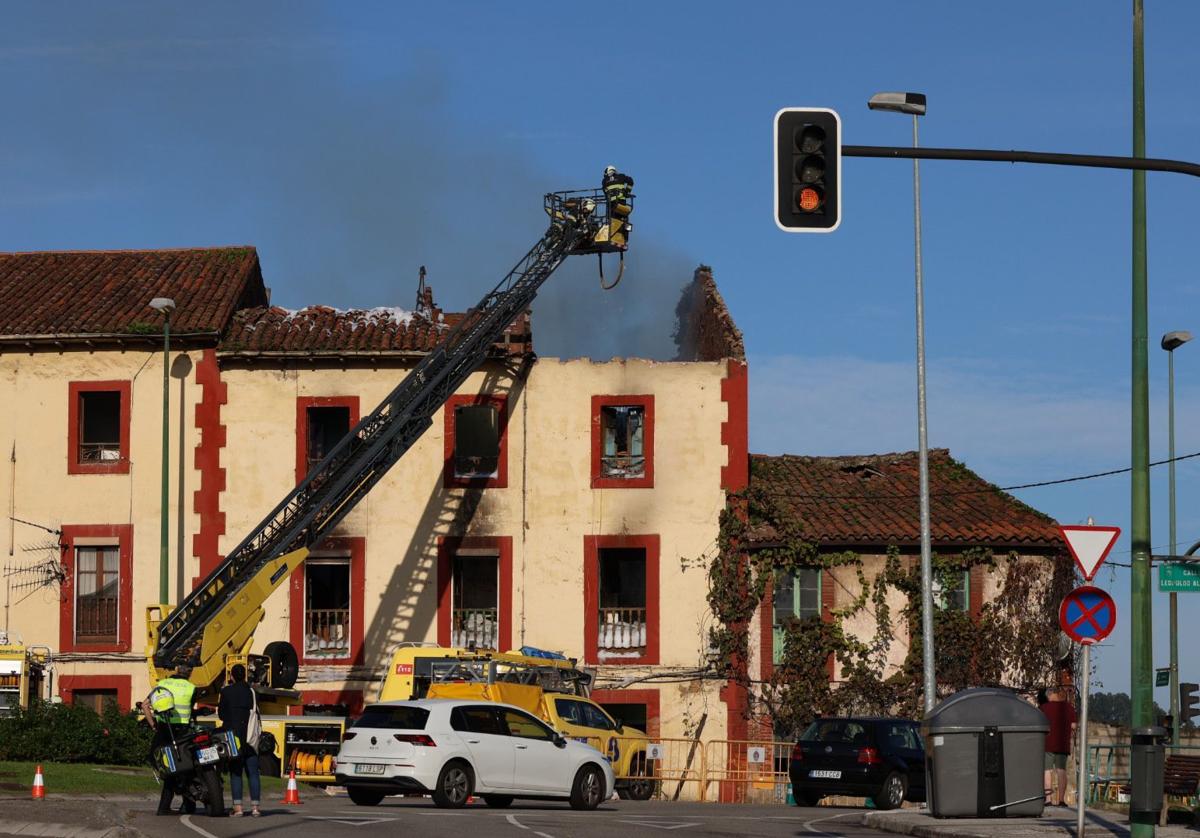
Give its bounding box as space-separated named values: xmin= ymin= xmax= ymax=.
xmin=452 ymin=551 xmax=499 ymax=650
xmin=454 ymin=404 xmax=500 ymax=478
xmin=307 ymin=406 xmax=352 ymax=472
xmin=75 ymin=545 xmax=120 ymax=644
xmin=601 ymin=702 xmax=648 ymax=734
xmin=597 ymin=547 xmax=646 ymax=654
xmin=600 ymin=405 xmax=645 ymax=478
xmin=304 ymin=558 xmax=351 ymax=659
xmin=78 ymin=391 xmax=122 ymax=464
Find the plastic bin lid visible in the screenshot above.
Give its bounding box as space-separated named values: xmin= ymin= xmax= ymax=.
xmin=921 ymin=687 xmax=1050 ymax=734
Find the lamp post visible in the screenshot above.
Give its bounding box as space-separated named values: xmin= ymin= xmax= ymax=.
xmin=1162 ymin=330 xmax=1192 ymax=746
xmin=149 ymin=297 xmax=176 ymax=606
xmin=868 ymin=91 xmax=936 ymax=715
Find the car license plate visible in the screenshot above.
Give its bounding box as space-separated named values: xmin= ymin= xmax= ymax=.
xmin=356 ymin=764 xmax=386 ymax=775
xmin=809 ymin=769 xmax=841 ymax=779
xmin=196 ymin=747 xmax=220 ymax=765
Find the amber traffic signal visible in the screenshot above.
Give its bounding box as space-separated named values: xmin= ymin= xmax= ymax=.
xmin=774 ymin=108 xmax=841 ymax=233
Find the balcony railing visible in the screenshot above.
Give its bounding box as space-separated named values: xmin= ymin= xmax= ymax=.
xmin=79 ymin=442 xmax=121 ymax=463
xmin=597 ymin=607 xmax=647 ymax=650
xmin=75 ymin=596 xmax=118 ymax=643
xmin=452 ymin=607 xmax=498 ymax=650
xmin=304 ymin=608 xmax=351 ymax=658
xmin=600 ymin=453 xmax=645 ymax=478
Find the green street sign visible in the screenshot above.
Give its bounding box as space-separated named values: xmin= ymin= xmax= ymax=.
xmin=1159 ymin=563 xmax=1200 ymax=592
xmin=1157 ymin=669 xmax=1170 ymax=687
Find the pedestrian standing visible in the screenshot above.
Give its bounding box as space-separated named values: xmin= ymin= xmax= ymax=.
xmin=1039 ymin=686 xmax=1077 ymax=806
xmin=218 ymin=665 xmax=262 ymax=817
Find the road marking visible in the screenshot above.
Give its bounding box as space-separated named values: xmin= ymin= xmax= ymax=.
xmin=180 ymin=815 xmax=220 ymax=838
xmin=615 ymin=819 xmax=700 ymax=830
xmin=802 ymin=811 xmax=863 ymax=835
xmin=304 ymin=815 xmax=399 ymax=826
xmin=505 ymin=813 xmax=556 ymax=838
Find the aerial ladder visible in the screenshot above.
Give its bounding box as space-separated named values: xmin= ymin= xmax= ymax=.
xmin=147 ymin=177 xmax=634 ymax=708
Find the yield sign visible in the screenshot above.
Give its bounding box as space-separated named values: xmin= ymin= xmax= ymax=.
xmin=1059 ymin=525 xmax=1121 ymax=581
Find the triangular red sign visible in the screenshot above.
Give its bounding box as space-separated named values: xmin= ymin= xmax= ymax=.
xmin=1059 ymin=525 xmax=1121 ymax=581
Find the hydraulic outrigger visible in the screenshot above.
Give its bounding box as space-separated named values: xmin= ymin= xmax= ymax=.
xmin=146 ymin=176 xmax=634 ymax=709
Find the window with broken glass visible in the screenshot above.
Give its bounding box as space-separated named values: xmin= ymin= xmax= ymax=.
xmin=597 ymin=547 xmax=647 ymax=657
xmin=306 ymin=405 xmax=351 ymax=473
xmin=77 ymin=391 xmax=122 ymax=464
xmin=454 ymin=404 xmax=500 ymax=479
xmin=75 ymin=545 xmax=120 ymax=644
xmin=304 ymin=557 xmax=351 ymax=659
xmin=452 ymin=551 xmax=499 ymax=650
xmin=600 ymin=405 xmax=645 ymax=479
xmin=772 ymin=568 xmax=820 ymax=665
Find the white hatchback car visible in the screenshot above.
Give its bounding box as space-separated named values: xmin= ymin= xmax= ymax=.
xmin=335 ymin=699 xmax=614 ymax=810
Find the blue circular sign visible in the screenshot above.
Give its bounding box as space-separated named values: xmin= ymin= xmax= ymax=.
xmin=1059 ymin=585 xmax=1117 ymax=645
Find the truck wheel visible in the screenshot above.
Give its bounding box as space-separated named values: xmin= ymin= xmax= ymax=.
xmin=201 ymin=769 xmax=225 ymax=817
xmin=569 ymin=764 xmax=605 ymax=811
xmin=431 ymin=760 xmax=473 ymax=809
xmin=876 ymin=771 xmax=907 ymax=810
xmin=263 ymin=641 xmax=299 ymax=689
xmin=347 ymin=787 xmax=385 ymax=806
xmin=624 ymin=756 xmax=658 ymax=801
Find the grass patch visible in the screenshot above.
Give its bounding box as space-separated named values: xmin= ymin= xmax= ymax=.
xmin=0 ymin=762 xmax=289 ymax=796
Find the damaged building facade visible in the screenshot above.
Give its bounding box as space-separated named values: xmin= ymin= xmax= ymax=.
xmin=0 ymin=248 xmax=749 ymax=745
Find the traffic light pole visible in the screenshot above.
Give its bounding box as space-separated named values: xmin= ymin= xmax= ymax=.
xmin=841 ymin=145 xmax=1200 ymax=179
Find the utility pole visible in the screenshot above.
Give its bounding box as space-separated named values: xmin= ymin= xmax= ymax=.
xmin=1130 ymin=2 xmax=1155 ymax=837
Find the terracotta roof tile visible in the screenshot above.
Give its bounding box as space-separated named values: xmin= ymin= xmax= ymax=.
xmin=747 ymin=449 xmax=1063 ymax=549
xmin=0 ymin=247 xmax=267 ymax=338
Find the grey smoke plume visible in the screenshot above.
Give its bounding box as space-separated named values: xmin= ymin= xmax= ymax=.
xmin=1 ymin=7 xmax=695 ymax=359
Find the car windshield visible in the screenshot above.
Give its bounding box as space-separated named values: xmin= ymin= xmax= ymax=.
xmin=800 ymin=719 xmax=872 ymax=745
xmin=353 ymin=705 xmax=430 ymax=730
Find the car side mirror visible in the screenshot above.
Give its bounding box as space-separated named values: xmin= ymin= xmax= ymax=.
xmin=554 ymin=733 xmax=567 ymax=749
xmin=616 ymin=723 xmax=625 ymax=735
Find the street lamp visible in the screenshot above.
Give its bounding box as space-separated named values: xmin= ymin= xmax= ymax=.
xmin=149 ymin=297 xmax=176 ymax=606
xmin=869 ymin=90 xmax=936 ymax=715
xmin=1162 ymin=329 xmax=1192 ymax=746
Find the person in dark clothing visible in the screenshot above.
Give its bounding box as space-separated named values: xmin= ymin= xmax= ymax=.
xmin=218 ymin=665 xmax=262 ymax=817
xmin=1039 ymin=686 xmax=1077 ymax=806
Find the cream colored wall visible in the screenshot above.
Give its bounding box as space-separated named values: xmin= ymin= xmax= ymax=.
xmin=1 ymin=347 xmax=735 ymax=741
xmin=219 ymin=356 xmax=732 ymax=741
xmin=0 ymin=346 xmax=205 ymax=699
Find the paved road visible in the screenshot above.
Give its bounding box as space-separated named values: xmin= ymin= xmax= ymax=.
xmin=119 ymin=794 xmax=882 ymax=838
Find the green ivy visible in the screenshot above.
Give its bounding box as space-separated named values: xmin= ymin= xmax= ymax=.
xmin=708 ymin=483 xmax=1074 ymax=734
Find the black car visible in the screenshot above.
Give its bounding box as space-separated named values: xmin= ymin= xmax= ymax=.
xmin=789 ymin=717 xmax=925 ymax=810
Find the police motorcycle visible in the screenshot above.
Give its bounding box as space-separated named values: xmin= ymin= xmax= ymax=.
xmin=147 ymin=686 xmax=240 ymax=817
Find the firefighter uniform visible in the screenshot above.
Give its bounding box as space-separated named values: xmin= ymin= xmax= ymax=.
xmin=601 ymin=167 xmax=634 ymax=246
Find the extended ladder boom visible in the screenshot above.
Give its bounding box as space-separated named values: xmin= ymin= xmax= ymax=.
xmin=153 ymin=187 xmax=629 ymax=673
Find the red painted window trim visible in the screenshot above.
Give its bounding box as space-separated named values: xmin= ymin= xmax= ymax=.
xmin=590 ymin=395 xmax=655 ymax=489
xmin=437 ymin=536 xmax=513 ymax=652
xmin=192 ymin=349 xmax=228 ymax=583
xmin=590 ymin=688 xmax=661 ymax=739
xmin=295 ymin=396 xmax=361 ymax=486
xmin=443 ymin=394 xmax=509 ymax=489
xmin=288 ymin=689 xmax=365 ymax=718
xmin=288 ymin=536 xmax=366 ymax=666
xmin=58 ymin=524 xmax=134 ymax=653
xmin=969 ymin=564 xmax=985 ymax=620
xmin=67 ymin=381 xmax=132 ymax=475
xmin=58 ymin=674 xmax=133 ymax=712
xmin=583 ymin=534 xmax=660 ymax=666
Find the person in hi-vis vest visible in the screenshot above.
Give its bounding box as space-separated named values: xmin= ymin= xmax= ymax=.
xmin=144 ymin=664 xmax=197 ymax=816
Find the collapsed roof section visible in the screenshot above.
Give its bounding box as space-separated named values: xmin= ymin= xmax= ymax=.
xmin=673 ymin=265 xmax=745 ymax=363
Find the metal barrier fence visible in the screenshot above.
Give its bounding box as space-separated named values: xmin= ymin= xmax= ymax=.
xmin=1085 ymin=742 xmax=1200 ymax=805
xmin=576 ymin=735 xmax=709 ymax=801
xmin=701 ymin=740 xmax=792 ymax=804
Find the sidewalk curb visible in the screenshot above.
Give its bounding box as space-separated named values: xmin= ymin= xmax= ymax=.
xmin=861 ymin=811 xmax=1069 ymax=838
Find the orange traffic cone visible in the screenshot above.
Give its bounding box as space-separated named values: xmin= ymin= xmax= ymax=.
xmin=283 ymin=770 xmax=303 ymax=805
xmin=31 ymin=765 xmax=45 ymax=800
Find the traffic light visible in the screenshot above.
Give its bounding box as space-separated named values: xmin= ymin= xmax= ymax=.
xmin=1181 ymin=682 xmax=1200 ymax=725
xmin=774 ymin=108 xmax=841 ymax=232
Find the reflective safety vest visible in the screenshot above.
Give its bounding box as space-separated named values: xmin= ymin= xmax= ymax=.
xmin=153 ymin=677 xmax=196 ymax=725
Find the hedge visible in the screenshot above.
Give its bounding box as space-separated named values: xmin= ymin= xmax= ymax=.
xmin=0 ymin=700 xmax=153 ymax=766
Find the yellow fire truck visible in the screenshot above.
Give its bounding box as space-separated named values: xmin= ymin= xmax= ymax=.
xmin=0 ymin=641 xmax=48 ymax=716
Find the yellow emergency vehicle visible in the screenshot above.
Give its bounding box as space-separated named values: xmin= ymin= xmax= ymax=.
xmin=0 ymin=641 xmax=48 ymax=715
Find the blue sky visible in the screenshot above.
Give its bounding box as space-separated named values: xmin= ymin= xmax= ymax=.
xmin=3 ymin=2 xmax=1198 ymax=698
